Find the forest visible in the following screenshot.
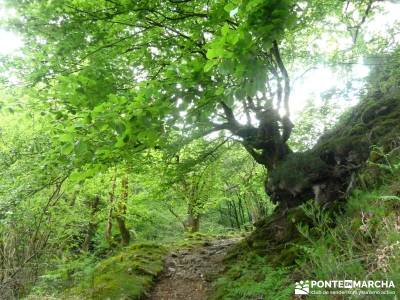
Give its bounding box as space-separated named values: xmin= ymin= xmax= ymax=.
xmin=0 ymin=0 xmax=399 ymax=299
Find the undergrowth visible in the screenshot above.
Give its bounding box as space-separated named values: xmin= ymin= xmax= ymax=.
xmin=26 ymin=154 xmax=400 ymax=300
xmin=25 ymin=232 xmax=241 ymax=299
xmin=26 ymin=242 xmax=167 ymax=300
xmin=210 ymin=252 xmax=293 ymax=300
xmin=210 ymin=153 xmax=400 ymax=299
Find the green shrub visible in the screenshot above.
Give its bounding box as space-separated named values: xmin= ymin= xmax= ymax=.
xmin=211 ymin=252 xmax=293 ymax=300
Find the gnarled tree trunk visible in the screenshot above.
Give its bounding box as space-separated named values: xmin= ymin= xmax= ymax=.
xmin=266 ymin=90 xmax=400 ymax=210
xmin=215 ymin=80 xmax=400 ymax=211
xmin=227 ymin=88 xmax=400 ymax=264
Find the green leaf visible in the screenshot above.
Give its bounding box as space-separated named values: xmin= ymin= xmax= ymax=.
xmin=75 ymin=141 xmax=88 ymax=155
xmin=246 ymin=0 xmax=264 ymax=12
xmin=227 ymin=32 xmax=240 ymax=45
xmin=204 ymin=59 xmax=219 ymax=72
xmin=224 ymin=3 xmax=236 ymax=13
xmin=115 ymin=137 xmax=125 ymax=148
xmin=215 ymin=87 xmax=225 ymax=96
xmin=221 ymin=24 xmax=230 ymax=36
xmin=207 ymin=48 xmax=233 ymax=59
xmin=59 ymin=133 xmax=74 ymax=143
xmin=61 ymin=143 xmax=74 ymax=155
xmin=206 ymin=48 xmax=222 ymax=59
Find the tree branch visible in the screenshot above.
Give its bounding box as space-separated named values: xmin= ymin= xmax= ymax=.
xmin=352 ymin=0 xmax=375 ymax=44
xmin=269 ymin=64 xmax=283 ymax=109
xmin=242 ymin=144 xmax=265 ymax=165
xmin=246 ymin=96 xmax=257 ymax=111
xmin=272 ymin=41 xmax=291 ymax=116
xmin=200 ymin=122 xmax=232 ymax=137
xmin=166 ymin=204 xmax=187 ymax=230
xmin=219 ymin=101 xmax=237 ymax=125
xmin=241 ymin=102 xmax=250 ymax=125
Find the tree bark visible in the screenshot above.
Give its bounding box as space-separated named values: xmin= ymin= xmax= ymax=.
xmin=210 ymin=69 xmax=400 ymax=213
xmin=238 ymin=197 xmax=246 ymax=225
xmin=231 ymin=200 xmax=241 ymax=229
xmin=105 ymin=172 xmax=117 ymax=247
xmin=186 ymin=202 xmax=200 ymax=233
xmin=265 ymin=92 xmax=400 ymax=210
xmin=226 ymin=203 xmax=235 ymax=229
xmin=116 ymin=175 xmax=130 ymax=246
xmin=82 ymin=196 xmax=100 ymax=252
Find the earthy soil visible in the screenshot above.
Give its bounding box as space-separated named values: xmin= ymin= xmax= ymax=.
xmin=148 ymin=237 xmax=241 ymax=300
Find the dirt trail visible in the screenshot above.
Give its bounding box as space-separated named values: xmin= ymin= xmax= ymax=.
xmin=148 ymin=237 xmax=241 ymax=300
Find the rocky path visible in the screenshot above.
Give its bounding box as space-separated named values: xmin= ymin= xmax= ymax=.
xmin=148 ymin=237 xmax=241 ymax=300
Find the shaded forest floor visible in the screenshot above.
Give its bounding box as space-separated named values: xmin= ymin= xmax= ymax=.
xmin=148 ymin=237 xmax=241 ymax=300
xmin=25 ymin=145 xmax=400 ymax=300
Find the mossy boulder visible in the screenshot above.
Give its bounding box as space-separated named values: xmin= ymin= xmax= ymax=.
xmin=65 ymin=243 xmax=167 ymax=300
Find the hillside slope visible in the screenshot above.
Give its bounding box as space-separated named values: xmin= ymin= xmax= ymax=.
xmin=210 ymin=63 xmax=400 ymax=299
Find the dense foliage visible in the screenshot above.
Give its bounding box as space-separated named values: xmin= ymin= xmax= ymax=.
xmin=0 ymin=0 xmax=399 ymax=299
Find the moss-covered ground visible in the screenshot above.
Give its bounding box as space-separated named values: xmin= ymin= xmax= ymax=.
xmin=61 ymin=242 xmax=167 ymax=299
xmin=26 ymin=232 xmax=243 ymax=300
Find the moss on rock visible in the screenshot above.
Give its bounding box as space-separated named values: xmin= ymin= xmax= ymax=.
xmin=268 ymin=85 xmax=400 ymax=209
xmin=65 ymin=243 xmax=167 ymax=300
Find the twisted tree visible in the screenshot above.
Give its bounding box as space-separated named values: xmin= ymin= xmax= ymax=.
xmin=4 ymin=0 xmax=396 ymax=212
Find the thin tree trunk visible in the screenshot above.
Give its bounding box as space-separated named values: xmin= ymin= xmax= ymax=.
xmin=186 ymin=201 xmax=200 ymax=233
xmin=116 ymin=176 xmax=130 ymax=246
xmin=217 ymin=205 xmax=226 ymax=226
xmin=245 ymin=198 xmax=253 ymax=224
xmin=167 ymin=205 xmax=188 ymax=231
xmin=231 ymin=200 xmax=241 ymax=229
xmin=82 ymin=196 xmax=100 ymax=252
xmin=238 ymin=197 xmax=246 ymax=225
xmin=105 ymin=172 xmax=117 ymax=247
xmin=226 ymin=202 xmax=235 ymax=229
